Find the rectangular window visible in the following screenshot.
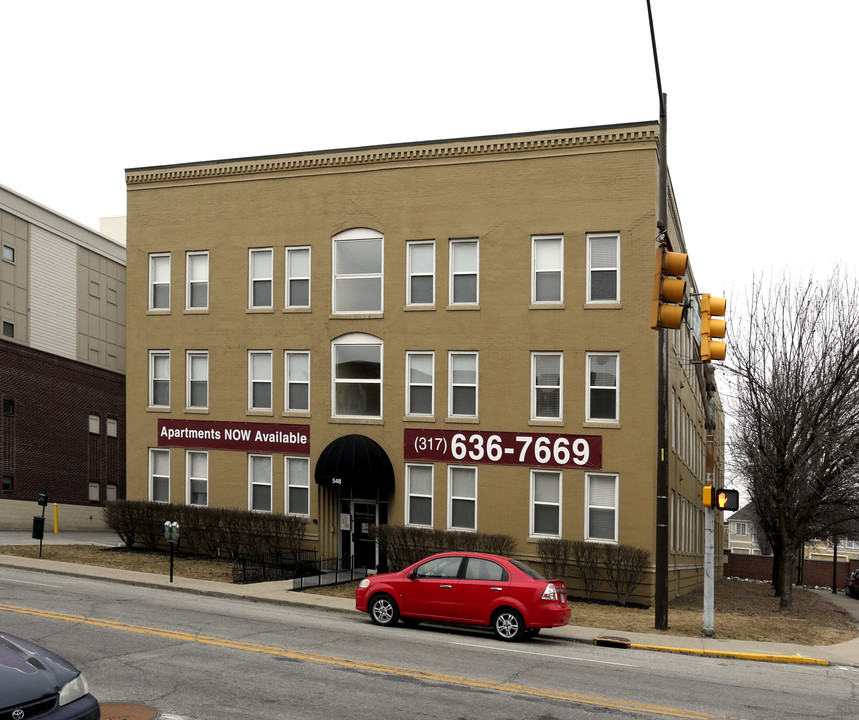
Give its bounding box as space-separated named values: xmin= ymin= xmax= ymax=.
xmin=186 ymin=251 xmax=209 ymax=310
xmin=449 ymin=352 xmax=477 ymax=417
xmin=187 ymin=351 xmax=209 ymax=409
xmin=450 ymin=239 xmax=478 ymax=304
xmin=2 ymin=245 xmax=14 ymax=263
xmin=407 ymin=240 xmax=435 ymax=305
xmin=333 ymin=340 xmax=382 ymax=417
xmin=586 ymin=352 xmax=618 ymax=422
xmin=286 ymin=456 xmax=310 ymax=516
xmin=406 ymin=352 xmax=434 ymax=416
xmin=448 ymin=466 xmax=477 ymax=531
xmin=532 ymin=352 xmax=562 ymax=420
xmin=187 ymin=450 xmax=208 ymax=506
xmin=88 ymin=414 xmax=100 ymax=434
xmin=586 ymin=473 xmax=618 ymax=542
xmin=286 ymin=247 xmax=311 ymax=308
xmin=285 ymin=351 xmax=310 ymax=412
xmin=89 ymin=482 xmax=100 ymax=502
xmin=249 ymin=248 xmax=273 ymax=308
xmin=249 ymin=351 xmax=273 ymax=410
xmin=735 ymin=522 xmax=748 ymax=536
xmin=249 ymin=454 xmax=272 ymax=512
xmin=2 ymin=321 xmax=14 ymax=338
xmin=149 ymin=351 xmax=170 ymax=408
xmin=406 ymin=464 xmax=433 ymax=527
xmin=106 ymin=418 xmax=118 ymax=437
xmin=333 ymin=230 xmax=383 ymax=313
xmin=2 ymin=399 xmax=13 ymax=415
xmin=149 ymin=448 xmax=170 ymax=503
xmin=531 ymin=470 xmax=561 ymax=536
xmin=587 ymin=233 xmax=619 ymax=302
xmin=149 ymin=253 xmax=170 ymax=310
xmin=532 ymin=235 xmax=563 ymax=303
xmin=1 ymin=476 xmax=12 ymax=492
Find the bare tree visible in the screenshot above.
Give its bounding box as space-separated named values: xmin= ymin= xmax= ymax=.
xmin=726 ymin=271 xmax=859 ymax=609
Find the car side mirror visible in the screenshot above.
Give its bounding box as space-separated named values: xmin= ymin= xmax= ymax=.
xmin=408 ymin=570 xmax=417 ymax=580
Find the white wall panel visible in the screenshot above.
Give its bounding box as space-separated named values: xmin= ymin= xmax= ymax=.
xmin=30 ymin=225 xmax=77 ymax=359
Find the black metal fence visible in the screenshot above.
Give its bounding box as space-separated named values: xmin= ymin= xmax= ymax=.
xmin=232 ymin=550 xmax=370 ymax=588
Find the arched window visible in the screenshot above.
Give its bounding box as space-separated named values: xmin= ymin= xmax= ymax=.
xmin=332 ymin=228 xmax=383 ymax=313
xmin=332 ymin=333 xmax=383 ymax=418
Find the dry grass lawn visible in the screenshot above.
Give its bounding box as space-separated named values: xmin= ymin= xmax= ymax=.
xmin=3 ymin=544 xmax=857 ymax=646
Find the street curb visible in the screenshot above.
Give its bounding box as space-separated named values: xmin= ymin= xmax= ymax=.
xmin=627 ymin=643 xmax=830 ymax=665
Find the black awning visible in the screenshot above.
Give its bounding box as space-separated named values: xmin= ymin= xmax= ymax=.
xmin=314 ymin=434 xmax=395 ymax=494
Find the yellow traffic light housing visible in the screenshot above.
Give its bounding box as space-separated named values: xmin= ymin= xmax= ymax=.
xmin=650 ymin=246 xmax=688 ymax=330
xmin=703 ymin=486 xmax=715 ymax=508
xmin=700 ymin=293 xmax=727 ymax=362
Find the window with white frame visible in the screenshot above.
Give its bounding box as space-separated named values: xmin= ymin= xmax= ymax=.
xmin=106 ymin=418 xmax=118 ymax=437
xmin=586 ymin=352 xmax=618 ymax=422
xmin=406 ymin=352 xmax=434 ymax=416
xmin=2 ymin=245 xmax=14 ymax=263
xmin=249 ymin=248 xmax=273 ymax=308
xmin=448 ymin=466 xmax=477 ymax=531
xmin=734 ymin=522 xmax=748 ymax=536
xmin=586 ymin=473 xmax=618 ymax=542
xmin=286 ymin=246 xmax=310 ymax=308
xmin=249 ymin=351 xmax=273 ymax=410
xmin=587 ymin=233 xmax=619 ymax=302
xmin=332 ymin=334 xmax=382 ymax=418
xmin=285 ymin=351 xmax=310 ymax=412
xmin=332 ymin=228 xmax=383 ymax=313
xmin=531 ymin=470 xmax=561 ymax=536
xmin=88 ymin=414 xmax=100 ymax=434
xmin=186 ymin=251 xmax=209 ymax=309
xmin=149 ymin=350 xmax=170 ymax=408
xmin=285 ymin=456 xmax=309 ymax=515
xmin=149 ymin=253 xmax=170 ymax=310
xmin=449 ymin=352 xmax=477 ymax=417
xmin=449 ymin=238 xmax=478 ymax=304
xmin=249 ymin=454 xmax=272 ymax=512
xmin=187 ymin=450 xmax=208 ymax=506
xmin=532 ymin=235 xmax=563 ymax=303
xmin=186 ymin=351 xmax=208 ymax=409
xmin=532 ymin=352 xmax=562 ymax=420
xmin=406 ymin=464 xmax=433 ymax=527
xmin=407 ymin=240 xmax=435 ymax=305
xmin=149 ymin=448 xmax=170 ymax=503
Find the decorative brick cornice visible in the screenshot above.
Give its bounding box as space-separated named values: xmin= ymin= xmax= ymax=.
xmin=126 ymin=123 xmax=658 ymax=187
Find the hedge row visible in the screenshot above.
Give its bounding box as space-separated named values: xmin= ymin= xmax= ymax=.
xmin=536 ymin=537 xmax=651 ymax=605
xmin=102 ymin=500 xmax=308 ymax=558
xmin=371 ymin=524 xmax=517 ymax=572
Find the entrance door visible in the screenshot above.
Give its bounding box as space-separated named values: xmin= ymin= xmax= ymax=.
xmin=353 ymin=501 xmax=377 ymax=569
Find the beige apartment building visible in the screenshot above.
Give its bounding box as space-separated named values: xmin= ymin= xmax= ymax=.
xmin=124 ymin=122 xmax=725 ymax=603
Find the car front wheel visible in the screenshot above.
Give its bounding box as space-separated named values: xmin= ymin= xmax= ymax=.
xmin=492 ymin=608 xmax=526 ymax=642
xmin=369 ymin=594 xmax=400 ymax=627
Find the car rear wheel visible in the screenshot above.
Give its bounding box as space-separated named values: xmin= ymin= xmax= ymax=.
xmin=369 ymin=594 xmax=400 ymax=627
xmin=492 ymin=608 xmax=526 ymax=642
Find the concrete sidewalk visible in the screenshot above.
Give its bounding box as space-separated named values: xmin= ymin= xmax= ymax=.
xmin=1 ymin=531 xmax=858 ymax=667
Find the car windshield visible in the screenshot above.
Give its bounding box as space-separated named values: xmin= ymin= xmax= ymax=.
xmin=509 ymin=558 xmax=546 ymax=580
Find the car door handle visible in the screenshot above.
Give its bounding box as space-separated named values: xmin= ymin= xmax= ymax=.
xmin=440 ymin=584 xmax=452 ymax=589
xmin=490 ymin=587 xmax=503 ymax=591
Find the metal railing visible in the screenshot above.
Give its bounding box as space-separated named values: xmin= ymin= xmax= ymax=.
xmin=232 ymin=550 xmax=370 ymax=588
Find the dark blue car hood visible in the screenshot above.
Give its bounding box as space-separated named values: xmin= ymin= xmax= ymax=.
xmin=0 ymin=632 xmax=79 ymax=708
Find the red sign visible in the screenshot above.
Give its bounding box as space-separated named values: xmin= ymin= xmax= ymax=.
xmin=404 ymin=429 xmax=602 ymax=470
xmin=158 ymin=419 xmax=309 ymax=454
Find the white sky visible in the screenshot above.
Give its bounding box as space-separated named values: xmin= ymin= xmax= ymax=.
xmin=3 ymin=0 xmax=857 ymax=303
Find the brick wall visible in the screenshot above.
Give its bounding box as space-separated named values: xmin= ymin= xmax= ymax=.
xmin=0 ymin=340 xmax=125 ymax=520
xmin=724 ymin=550 xmax=859 ymax=589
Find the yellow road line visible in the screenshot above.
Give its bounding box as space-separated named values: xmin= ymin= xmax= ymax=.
xmin=0 ymin=603 xmax=745 ymax=720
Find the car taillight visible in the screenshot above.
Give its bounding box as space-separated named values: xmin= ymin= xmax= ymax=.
xmin=542 ymin=583 xmax=559 ymax=601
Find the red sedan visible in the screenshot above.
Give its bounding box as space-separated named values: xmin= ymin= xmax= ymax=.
xmin=355 ymin=551 xmax=571 ymax=641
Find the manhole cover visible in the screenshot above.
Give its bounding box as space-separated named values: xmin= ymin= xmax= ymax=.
xmin=99 ymin=703 xmax=159 ymax=720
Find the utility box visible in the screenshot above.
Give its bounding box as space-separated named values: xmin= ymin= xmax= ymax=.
xmin=32 ymin=516 xmax=45 ymax=540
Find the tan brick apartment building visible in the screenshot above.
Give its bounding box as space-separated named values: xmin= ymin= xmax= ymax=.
xmin=125 ymin=122 xmax=725 ymax=603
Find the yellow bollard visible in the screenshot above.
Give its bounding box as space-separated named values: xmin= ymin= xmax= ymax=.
xmin=53 ymin=503 xmax=59 ymax=533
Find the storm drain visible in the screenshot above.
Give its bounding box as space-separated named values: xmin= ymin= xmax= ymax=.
xmin=99 ymin=703 xmax=159 ymax=720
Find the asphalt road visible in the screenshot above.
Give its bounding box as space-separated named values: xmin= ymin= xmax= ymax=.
xmin=1 ymin=565 xmax=856 ymax=720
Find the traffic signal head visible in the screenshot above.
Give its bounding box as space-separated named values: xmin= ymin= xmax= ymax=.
xmin=700 ymin=293 xmax=727 ymax=362
xmin=650 ymin=245 xmax=688 ymax=330
xmin=703 ymin=486 xmax=715 ymax=508
xmin=716 ymin=489 xmax=740 ymax=512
